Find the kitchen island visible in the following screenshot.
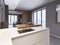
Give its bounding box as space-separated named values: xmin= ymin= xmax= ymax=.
xmin=0 ymin=26 xmax=50 ymax=45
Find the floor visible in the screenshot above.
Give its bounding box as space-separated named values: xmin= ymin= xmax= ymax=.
xmin=50 ymin=36 xmax=60 ymax=45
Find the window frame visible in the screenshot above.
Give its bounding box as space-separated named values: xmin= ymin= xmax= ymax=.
xmin=8 ymin=15 xmax=17 ymax=28
xmin=32 ymin=7 xmax=46 ymax=26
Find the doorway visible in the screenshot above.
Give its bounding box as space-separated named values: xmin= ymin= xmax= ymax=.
xmin=8 ymin=15 xmax=17 ymax=28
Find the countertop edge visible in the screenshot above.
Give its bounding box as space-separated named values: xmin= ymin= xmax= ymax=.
xmin=12 ymin=28 xmax=49 ymax=40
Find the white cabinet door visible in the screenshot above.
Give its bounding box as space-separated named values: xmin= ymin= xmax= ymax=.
xmin=12 ymin=30 xmax=49 ymax=45
xmin=34 ymin=38 xmax=50 ymax=45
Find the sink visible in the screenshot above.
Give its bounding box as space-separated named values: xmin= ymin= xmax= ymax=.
xmin=18 ymin=29 xmax=34 ymax=34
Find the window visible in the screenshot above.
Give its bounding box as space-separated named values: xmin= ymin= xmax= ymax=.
xmin=42 ymin=9 xmax=46 ymax=27
xmin=32 ymin=8 xmax=46 ymax=27
xmin=32 ymin=11 xmax=37 ymax=25
xmin=37 ymin=10 xmax=42 ymax=25
xmin=8 ymin=15 xmax=17 ymax=28
xmin=32 ymin=10 xmax=42 ymax=25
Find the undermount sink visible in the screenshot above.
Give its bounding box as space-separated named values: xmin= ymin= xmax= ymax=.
xmin=18 ymin=29 xmax=34 ymax=34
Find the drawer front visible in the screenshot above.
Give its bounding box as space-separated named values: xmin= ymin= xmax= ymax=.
xmin=34 ymin=38 xmax=50 ymax=45
xmin=12 ymin=30 xmax=49 ymax=45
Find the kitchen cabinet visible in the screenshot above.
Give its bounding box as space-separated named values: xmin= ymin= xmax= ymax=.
xmin=34 ymin=38 xmax=49 ymax=45
xmin=0 ymin=26 xmax=49 ymax=45
xmin=12 ymin=29 xmax=50 ymax=45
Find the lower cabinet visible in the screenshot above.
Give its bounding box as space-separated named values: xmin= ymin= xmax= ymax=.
xmin=12 ymin=30 xmax=50 ymax=45
xmin=34 ymin=38 xmax=49 ymax=45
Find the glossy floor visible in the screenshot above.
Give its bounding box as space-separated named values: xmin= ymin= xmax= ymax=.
xmin=50 ymin=36 xmax=60 ymax=45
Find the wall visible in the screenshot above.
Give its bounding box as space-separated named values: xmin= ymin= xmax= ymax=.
xmin=1 ymin=5 xmax=8 ymax=28
xmin=0 ymin=0 xmax=6 ymax=28
xmin=31 ymin=1 xmax=60 ymax=36
xmin=22 ymin=11 xmax=31 ymax=24
xmin=17 ymin=15 xmax=23 ymax=24
xmin=4 ymin=5 xmax=8 ymax=28
xmin=46 ymin=2 xmax=60 ymax=36
xmin=0 ymin=7 xmax=2 ymax=28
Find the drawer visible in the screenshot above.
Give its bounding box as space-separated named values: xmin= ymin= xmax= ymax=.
xmin=34 ymin=38 xmax=50 ymax=45
xmin=12 ymin=30 xmax=49 ymax=45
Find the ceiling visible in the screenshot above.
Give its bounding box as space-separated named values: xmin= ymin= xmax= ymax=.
xmin=4 ymin=0 xmax=55 ymax=10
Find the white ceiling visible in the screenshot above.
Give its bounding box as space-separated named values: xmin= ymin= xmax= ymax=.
xmin=16 ymin=0 xmax=55 ymax=10
xmin=4 ymin=0 xmax=55 ymax=10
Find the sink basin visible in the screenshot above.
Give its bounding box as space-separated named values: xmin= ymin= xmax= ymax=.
xmin=18 ymin=29 xmax=34 ymax=34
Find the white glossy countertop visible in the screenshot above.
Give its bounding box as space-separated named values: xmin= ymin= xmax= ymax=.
xmin=0 ymin=26 xmax=49 ymax=45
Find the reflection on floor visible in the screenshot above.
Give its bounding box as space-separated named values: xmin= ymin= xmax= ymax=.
xmin=50 ymin=36 xmax=60 ymax=45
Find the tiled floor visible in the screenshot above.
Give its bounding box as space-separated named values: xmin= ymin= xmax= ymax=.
xmin=50 ymin=36 xmax=60 ymax=45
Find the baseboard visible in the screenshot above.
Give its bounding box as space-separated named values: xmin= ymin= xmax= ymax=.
xmin=50 ymin=34 xmax=60 ymax=39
